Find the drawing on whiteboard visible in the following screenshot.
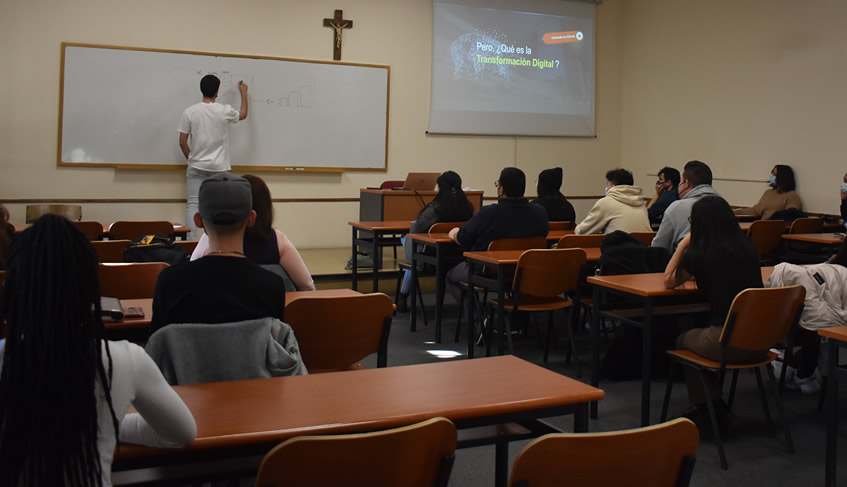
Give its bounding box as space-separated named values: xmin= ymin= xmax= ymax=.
xmin=279 ymin=82 xmax=314 ymax=108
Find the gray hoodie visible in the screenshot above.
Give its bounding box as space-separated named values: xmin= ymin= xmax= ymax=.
xmin=651 ymin=184 xmax=720 ymax=253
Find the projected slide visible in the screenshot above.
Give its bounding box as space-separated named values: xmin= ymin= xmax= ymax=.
xmin=429 ymin=2 xmax=595 ymax=136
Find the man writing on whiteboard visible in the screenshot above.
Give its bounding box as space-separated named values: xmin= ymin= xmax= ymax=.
xmin=178 ymin=74 xmax=248 ymax=239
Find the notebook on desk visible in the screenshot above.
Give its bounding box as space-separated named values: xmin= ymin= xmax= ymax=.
xmin=399 ymin=172 xmax=440 ymax=191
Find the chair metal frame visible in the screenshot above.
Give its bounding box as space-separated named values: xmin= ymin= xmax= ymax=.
xmin=660 ymin=285 xmax=805 ymax=469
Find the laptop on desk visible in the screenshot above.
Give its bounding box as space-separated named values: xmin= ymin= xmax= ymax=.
xmin=398 ymin=172 xmax=439 ymax=191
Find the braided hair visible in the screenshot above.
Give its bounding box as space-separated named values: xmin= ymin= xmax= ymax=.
xmin=0 ymin=214 xmax=120 ymax=486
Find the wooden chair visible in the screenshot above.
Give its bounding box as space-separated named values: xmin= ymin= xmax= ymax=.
xmin=173 ymin=240 xmax=199 ymax=255
xmin=486 ymin=249 xmax=587 ymax=374
xmin=629 ymin=231 xmax=656 ymax=247
xmin=547 ymin=221 xmax=573 ymax=230
xmin=283 ymin=293 xmax=394 ymax=372
xmin=746 ymin=219 xmax=786 ymax=264
xmin=73 ymin=220 xmax=105 ymax=240
xmin=660 ymin=285 xmax=806 ymax=469
xmin=25 ymin=204 xmax=82 ymax=223
xmin=456 ymin=236 xmax=548 ymax=343
xmin=98 ymin=262 xmax=168 ymax=299
xmin=509 ymin=418 xmax=698 ymax=487
xmin=255 ymin=417 xmax=457 ymax=487
xmin=395 ymin=222 xmax=466 ymax=329
xmin=91 ymin=240 xmax=132 ymax=263
xmin=557 ymin=233 xmax=605 ymax=249
xmin=788 ymin=217 xmax=824 ymax=234
xmin=108 ymin=220 xmax=174 ymax=241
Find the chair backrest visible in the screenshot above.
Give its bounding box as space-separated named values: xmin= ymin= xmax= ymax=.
xmin=73 ymin=220 xmax=104 ymax=240
xmin=283 ymin=293 xmax=394 ymax=371
xmin=428 ymin=222 xmax=465 ymax=234
xmin=25 ymin=204 xmax=82 ymax=223
xmin=108 ymin=220 xmax=174 ymax=241
xmin=513 ymin=248 xmax=587 ymax=299
xmin=98 ymin=262 xmax=168 ymax=299
xmin=720 ymin=285 xmax=806 ymax=353
xmin=629 ymin=232 xmax=656 ymax=247
xmin=488 ymin=236 xmax=548 ymax=251
xmin=547 ymin=221 xmax=573 ymax=231
xmin=746 ymin=220 xmax=786 ymax=258
xmin=379 ymin=180 xmax=405 ymax=189
xmin=557 ymin=234 xmax=605 ymax=249
xmin=91 ymin=240 xmax=132 ymax=263
xmin=256 ymin=417 xmax=457 ymax=487
xmin=509 ymin=418 xmax=699 ymax=487
xmin=172 ymin=240 xmax=199 ymax=254
xmin=788 ymin=217 xmax=824 ymax=234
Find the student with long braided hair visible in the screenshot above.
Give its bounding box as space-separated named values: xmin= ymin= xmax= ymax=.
xmin=0 ymin=215 xmax=195 ymax=486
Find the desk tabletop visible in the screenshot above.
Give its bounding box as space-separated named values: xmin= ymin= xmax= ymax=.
xmin=409 ymin=229 xmax=576 ymax=245
xmin=348 ymin=220 xmax=412 ymax=231
xmin=818 ymin=326 xmax=847 ymax=342
xmin=117 ymin=355 xmax=604 ymax=459
xmin=782 ymin=233 xmax=844 ymax=244
xmin=464 ymin=248 xmax=601 ymax=264
xmin=104 ymin=290 xmax=361 ymax=331
xmin=587 ymin=267 xmax=775 ymax=297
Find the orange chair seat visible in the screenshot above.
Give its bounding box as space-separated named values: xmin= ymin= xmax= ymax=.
xmin=666 ymin=349 xmax=777 ymax=370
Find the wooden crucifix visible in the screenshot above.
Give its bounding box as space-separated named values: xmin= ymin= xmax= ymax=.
xmin=323 ymin=9 xmax=353 ymax=61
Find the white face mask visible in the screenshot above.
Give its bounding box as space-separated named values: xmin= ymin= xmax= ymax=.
xmin=604 ymin=185 xmax=610 ymax=196
xmin=841 ymin=182 xmax=847 ymax=193
xmin=769 ymin=174 xmax=776 ymax=186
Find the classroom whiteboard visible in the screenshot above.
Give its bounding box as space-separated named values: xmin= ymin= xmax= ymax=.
xmin=59 ymin=43 xmax=390 ymax=171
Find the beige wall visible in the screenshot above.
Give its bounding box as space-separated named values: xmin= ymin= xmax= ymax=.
xmin=0 ymin=0 xmax=624 ymax=247
xmin=620 ymin=0 xmax=847 ymax=215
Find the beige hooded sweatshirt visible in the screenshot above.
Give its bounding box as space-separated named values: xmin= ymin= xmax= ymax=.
xmin=575 ymin=185 xmax=652 ymax=235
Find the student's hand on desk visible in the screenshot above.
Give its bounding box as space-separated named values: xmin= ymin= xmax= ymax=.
xmin=448 ymin=227 xmax=460 ymax=242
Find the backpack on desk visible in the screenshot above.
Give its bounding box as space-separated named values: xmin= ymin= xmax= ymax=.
xmin=123 ymin=234 xmax=188 ymax=266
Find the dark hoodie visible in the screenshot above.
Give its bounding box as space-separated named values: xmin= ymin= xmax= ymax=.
xmin=532 ymin=167 xmax=576 ymax=223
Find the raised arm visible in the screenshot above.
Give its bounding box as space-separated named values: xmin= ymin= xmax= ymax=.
xmin=238 ymin=81 xmax=249 ymax=121
xmin=664 ymin=232 xmax=693 ymax=288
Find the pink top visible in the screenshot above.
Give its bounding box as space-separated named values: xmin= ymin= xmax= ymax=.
xmin=191 ymin=229 xmax=315 ymax=291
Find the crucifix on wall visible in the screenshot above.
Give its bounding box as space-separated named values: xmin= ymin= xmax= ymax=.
xmin=323 ymin=9 xmax=353 ymax=61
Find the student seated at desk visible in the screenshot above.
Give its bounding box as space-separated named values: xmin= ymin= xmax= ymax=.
xmin=665 ymin=196 xmax=763 ymax=428
xmin=734 ymin=164 xmax=802 ymax=220
xmin=0 ymin=215 xmax=195 ymax=486
xmin=397 ymin=170 xmax=474 ymax=312
xmin=574 ymin=168 xmax=652 ymax=235
xmin=153 ymin=173 xmax=286 ymax=331
xmin=532 ymin=167 xmax=576 ymax=223
xmin=191 ymin=174 xmax=315 ymax=291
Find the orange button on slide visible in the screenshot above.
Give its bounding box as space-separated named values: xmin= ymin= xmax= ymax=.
xmin=543 ymin=31 xmax=584 ymax=44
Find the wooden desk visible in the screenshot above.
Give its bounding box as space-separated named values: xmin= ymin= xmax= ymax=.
xmin=818 ymin=326 xmax=847 ymax=487
xmin=113 ymin=355 xmax=604 ymax=487
xmin=359 ymin=189 xmax=484 ymax=221
xmin=586 ymin=268 xmax=774 ymax=426
xmin=13 ymin=222 xmax=190 ymax=240
xmin=104 ymin=290 xmax=361 ymax=340
xmin=782 ymin=233 xmax=844 ymax=245
xmin=349 ymin=220 xmax=411 ymax=293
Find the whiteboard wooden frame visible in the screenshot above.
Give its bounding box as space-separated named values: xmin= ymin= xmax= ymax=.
xmin=58 ymin=43 xmax=390 ymax=173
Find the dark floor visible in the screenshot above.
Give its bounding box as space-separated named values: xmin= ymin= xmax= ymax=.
xmin=370 ymin=293 xmax=847 ymax=487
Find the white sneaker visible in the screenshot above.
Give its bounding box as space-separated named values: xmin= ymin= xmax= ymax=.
xmin=785 ymin=374 xmax=820 ymax=395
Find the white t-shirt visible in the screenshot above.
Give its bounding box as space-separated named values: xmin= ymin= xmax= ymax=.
xmin=177 ymin=102 xmax=240 ymax=171
xmin=98 ymin=341 xmax=196 ymax=486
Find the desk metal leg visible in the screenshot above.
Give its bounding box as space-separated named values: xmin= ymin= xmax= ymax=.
xmin=410 ymin=245 xmax=418 ymax=333
xmin=495 ymin=439 xmax=509 ymax=487
xmin=351 ymin=227 xmax=358 ymax=291
xmin=467 ymin=262 xmax=476 ymax=359
xmin=590 ymin=285 xmax=601 ymax=419
xmin=372 ymin=232 xmax=380 ymax=293
xmin=641 ymin=298 xmax=654 ymax=427
xmin=434 ymin=247 xmax=447 ymax=344
xmin=826 ymin=340 xmax=838 ymax=487
xmin=498 ymin=267 xmax=509 ymax=356
xmin=574 ymin=403 xmax=589 ymax=432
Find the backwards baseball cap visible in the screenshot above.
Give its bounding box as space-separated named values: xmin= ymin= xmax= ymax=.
xmin=198 ymin=172 xmax=252 ymax=225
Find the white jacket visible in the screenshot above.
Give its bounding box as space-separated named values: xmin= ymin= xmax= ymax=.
xmin=575 ymin=185 xmax=652 ymax=235
xmin=766 ymin=262 xmax=847 ymax=330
